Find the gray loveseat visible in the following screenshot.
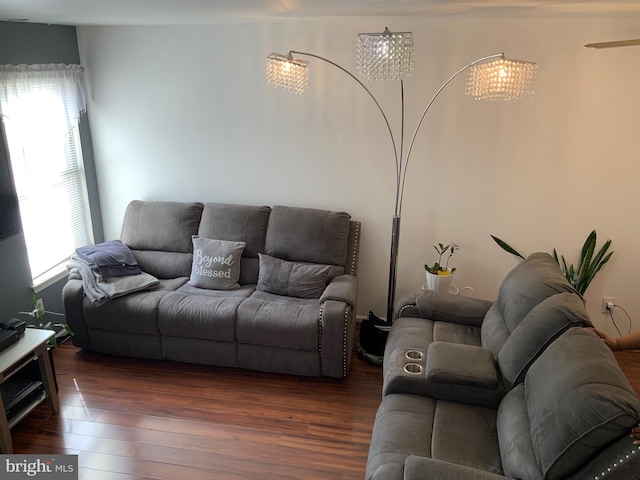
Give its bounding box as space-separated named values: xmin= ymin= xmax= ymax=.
xmin=366 ymin=253 xmax=640 ymax=479
xmin=383 ymin=253 xmax=592 ymax=407
xmin=63 ymin=200 xmax=361 ymax=378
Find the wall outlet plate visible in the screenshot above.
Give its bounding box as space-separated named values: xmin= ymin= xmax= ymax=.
xmin=601 ymin=296 xmax=615 ymax=314
xmin=36 ymin=298 xmax=45 ymax=316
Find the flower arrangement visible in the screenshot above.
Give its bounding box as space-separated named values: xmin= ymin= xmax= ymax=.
xmin=425 ymin=242 xmax=459 ymax=275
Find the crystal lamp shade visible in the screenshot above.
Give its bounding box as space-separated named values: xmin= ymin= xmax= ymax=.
xmin=266 ymin=53 xmax=310 ymax=95
xmin=356 ymin=28 xmax=414 ymax=81
xmin=465 ymin=56 xmax=537 ymax=101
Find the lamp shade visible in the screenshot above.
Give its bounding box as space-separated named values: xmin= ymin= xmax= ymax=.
xmin=356 ymin=28 xmax=414 ymax=81
xmin=266 ymin=53 xmax=310 ymax=95
xmin=465 ymin=56 xmax=537 ymax=101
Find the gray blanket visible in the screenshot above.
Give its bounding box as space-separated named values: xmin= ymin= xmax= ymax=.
xmin=67 ymin=255 xmax=159 ymax=306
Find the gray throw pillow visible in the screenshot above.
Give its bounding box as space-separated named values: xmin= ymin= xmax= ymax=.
xmin=256 ymin=253 xmax=343 ymax=299
xmin=189 ymin=236 xmax=246 ymax=290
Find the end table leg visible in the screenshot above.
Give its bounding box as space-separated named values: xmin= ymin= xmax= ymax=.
xmin=36 ymin=346 xmax=59 ymax=414
xmin=0 ymin=398 xmax=13 ymax=453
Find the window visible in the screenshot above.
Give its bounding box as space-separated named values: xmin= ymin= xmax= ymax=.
xmin=0 ymin=64 xmax=92 ymax=288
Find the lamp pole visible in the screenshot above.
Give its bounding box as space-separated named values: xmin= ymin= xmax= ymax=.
xmin=285 ymin=51 xmax=505 ymax=322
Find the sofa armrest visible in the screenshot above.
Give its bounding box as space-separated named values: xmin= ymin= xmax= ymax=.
xmin=404 ymin=456 xmax=509 ymax=480
xmin=62 ymin=278 xmax=91 ymax=349
xmin=383 ymin=344 xmax=506 ymax=408
xmin=319 ymin=277 xmax=358 ymax=378
xmin=320 ymin=274 xmax=358 ymax=309
xmin=394 ymin=292 xmax=421 ymax=319
xmin=426 ymin=342 xmax=498 ymax=388
xmin=414 ymin=290 xmax=493 ymax=327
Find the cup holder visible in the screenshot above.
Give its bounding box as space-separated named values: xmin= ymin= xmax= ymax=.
xmin=405 ymin=350 xmax=424 ymax=361
xmin=403 ymin=363 xmax=423 ymax=375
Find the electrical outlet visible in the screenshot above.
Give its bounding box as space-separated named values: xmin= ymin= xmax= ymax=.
xmin=601 ymin=296 xmax=615 ymax=314
xmin=36 ymin=298 xmax=45 ymax=316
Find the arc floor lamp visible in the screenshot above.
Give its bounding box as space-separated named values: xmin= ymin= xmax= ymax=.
xmin=266 ymin=28 xmax=537 ymax=323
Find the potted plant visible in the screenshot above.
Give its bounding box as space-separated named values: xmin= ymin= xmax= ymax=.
xmin=28 ymin=293 xmax=74 ymax=348
xmin=490 ymin=230 xmax=613 ymax=296
xmin=424 ymin=242 xmax=458 ymax=293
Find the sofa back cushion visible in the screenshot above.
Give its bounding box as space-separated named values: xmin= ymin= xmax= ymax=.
xmin=497 ymin=292 xmax=591 ymax=389
xmin=198 ymin=203 xmax=271 ymax=285
xmin=525 ymin=328 xmax=640 ymax=480
xmin=265 ymin=206 xmax=351 ymax=267
xmin=121 ymin=201 xmax=204 ymax=278
xmin=496 ymin=384 xmax=542 ymax=480
xmin=481 ymin=252 xmax=577 ymax=357
xmin=256 ymin=253 xmax=343 ymax=299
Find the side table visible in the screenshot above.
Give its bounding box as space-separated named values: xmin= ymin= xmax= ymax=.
xmin=0 ymin=329 xmax=60 ymax=453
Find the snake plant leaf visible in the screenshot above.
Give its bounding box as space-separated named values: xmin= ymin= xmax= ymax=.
xmin=493 ymin=231 xmax=613 ymax=296
xmin=490 ymin=235 xmax=525 ymax=259
xmin=577 ymin=230 xmax=596 ymax=280
xmin=62 ymin=324 xmax=75 ymax=336
xmin=575 ymin=238 xmax=613 ymax=295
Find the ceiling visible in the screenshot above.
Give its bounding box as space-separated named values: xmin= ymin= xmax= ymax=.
xmin=1 ymin=0 xmax=640 ymax=26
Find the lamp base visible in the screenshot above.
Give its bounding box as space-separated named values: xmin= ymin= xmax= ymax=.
xmin=356 ymin=311 xmax=391 ymax=365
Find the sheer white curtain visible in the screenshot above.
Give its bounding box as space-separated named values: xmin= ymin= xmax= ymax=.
xmin=0 ymin=64 xmax=92 ymax=285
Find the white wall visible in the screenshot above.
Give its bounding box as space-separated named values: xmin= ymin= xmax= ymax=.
xmin=78 ymin=16 xmax=640 ymax=336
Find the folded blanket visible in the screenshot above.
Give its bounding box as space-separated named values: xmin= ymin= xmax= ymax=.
xmin=67 ymin=255 xmax=159 ymax=306
xmin=76 ymin=240 xmax=141 ymax=278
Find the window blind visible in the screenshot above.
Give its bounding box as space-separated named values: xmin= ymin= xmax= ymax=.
xmin=0 ymin=64 xmax=92 ymax=284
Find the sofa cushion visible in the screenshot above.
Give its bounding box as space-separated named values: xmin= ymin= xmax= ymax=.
xmin=403 ymin=457 xmax=509 ymax=480
xmin=256 ymin=253 xmax=343 ymax=299
xmin=121 ymin=200 xmax=203 ymax=253
xmin=83 ymin=282 xmax=185 ymax=336
xmin=433 ymin=322 xmax=481 ymax=346
xmin=366 ymin=393 xmax=436 ymax=480
xmin=236 ymin=290 xmax=322 ymax=351
xmin=188 ymin=236 xmax=245 ymax=290
xmin=198 ymin=203 xmax=271 ymax=257
xmin=198 ymin=203 xmax=271 ymax=285
xmin=265 ymin=205 xmax=350 ymax=266
xmin=479 ymin=303 xmax=510 ymax=359
xmin=426 ymin=342 xmax=498 ymax=388
xmin=158 ymin=284 xmax=255 ymax=343
xmin=130 ymin=250 xmax=194 ymax=280
xmin=415 ymin=290 xmax=493 ymax=327
xmin=496 ymin=384 xmax=542 ymax=480
xmin=431 ymin=401 xmax=502 ymax=474
xmin=526 ymin=327 xmax=640 ymax=480
xmin=497 ymin=292 xmax=591 ymax=388
xmin=497 ymin=252 xmax=577 ymax=333
xmin=481 ymin=252 xmax=577 ymax=357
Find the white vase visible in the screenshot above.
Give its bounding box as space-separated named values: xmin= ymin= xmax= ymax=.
xmin=425 ymin=271 xmax=454 ymax=293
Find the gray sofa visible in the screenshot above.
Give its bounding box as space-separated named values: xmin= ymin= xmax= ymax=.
xmin=63 ymin=200 xmax=361 ymax=378
xmin=366 ymin=253 xmax=640 ymax=479
xmin=383 ymin=253 xmax=592 ymax=408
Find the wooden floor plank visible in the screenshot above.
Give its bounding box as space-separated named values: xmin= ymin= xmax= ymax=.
xmin=11 ymin=336 xmax=383 ymax=479
xmin=8 ymin=334 xmax=640 ymax=479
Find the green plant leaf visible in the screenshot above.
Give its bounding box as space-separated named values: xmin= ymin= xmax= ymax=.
xmin=577 ymin=239 xmax=612 ymax=294
xmin=494 ymin=230 xmax=612 ymax=296
xmin=490 ymin=235 xmax=524 ymax=259
xmin=576 ymin=230 xmax=596 ymax=282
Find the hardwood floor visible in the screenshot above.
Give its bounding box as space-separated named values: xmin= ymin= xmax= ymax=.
xmin=614 ymin=350 xmax=640 ymax=397
xmin=9 ymin=342 xmax=640 ymax=480
xmin=11 ymin=343 xmax=383 ymax=479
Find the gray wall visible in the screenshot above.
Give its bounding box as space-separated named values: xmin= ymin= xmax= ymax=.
xmin=0 ymin=21 xmax=102 ymax=324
